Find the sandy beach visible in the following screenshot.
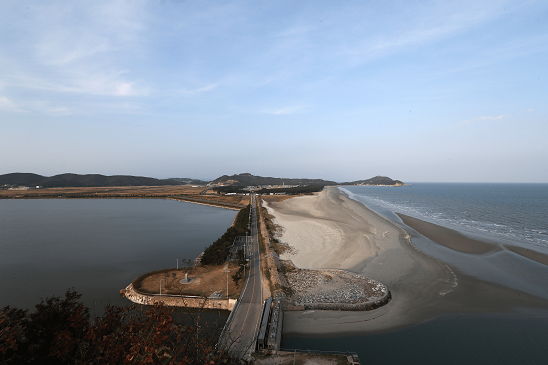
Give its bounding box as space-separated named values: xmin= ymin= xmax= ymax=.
xmin=264 ymin=187 xmax=548 ymax=335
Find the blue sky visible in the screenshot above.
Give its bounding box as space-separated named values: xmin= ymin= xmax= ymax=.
xmin=1 ymin=0 xmax=547 ymax=182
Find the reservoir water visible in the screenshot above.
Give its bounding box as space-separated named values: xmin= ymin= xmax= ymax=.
xmin=0 ymin=198 xmax=237 ymax=310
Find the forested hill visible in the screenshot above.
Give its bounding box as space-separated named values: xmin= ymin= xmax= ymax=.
xmin=0 ymin=173 xmax=189 ymax=188
xmin=209 ymin=173 xmax=338 ymax=187
xmin=1 ymin=172 xmax=404 ymax=188
xmin=344 ymin=175 xmax=405 ymax=186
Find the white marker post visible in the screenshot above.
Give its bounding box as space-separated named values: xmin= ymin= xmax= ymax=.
xmin=225 ymin=269 xmax=230 ymax=298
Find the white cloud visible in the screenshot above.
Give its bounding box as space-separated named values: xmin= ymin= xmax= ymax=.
xmin=179 ymin=84 xmax=219 ymax=96
xmin=458 ymin=115 xmax=507 ymax=127
xmin=0 ymin=96 xmax=73 ymax=115
xmin=20 ymin=71 xmax=146 ymax=97
xmin=0 ymin=1 xmax=149 ymax=103
xmin=267 ymin=106 xmax=306 ymax=115
xmin=0 ymin=96 xmax=21 ymax=111
xmin=340 ymin=1 xmax=511 ymax=63
xmin=42 ymin=106 xmax=71 ymax=116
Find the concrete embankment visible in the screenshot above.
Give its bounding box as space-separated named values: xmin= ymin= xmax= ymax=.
xmin=122 ymin=283 xmax=237 ymax=311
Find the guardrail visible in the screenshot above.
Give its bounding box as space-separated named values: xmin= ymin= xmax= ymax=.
xmin=279 ymin=348 xmax=359 ymax=356
xmin=217 ymin=299 xmax=240 ymax=346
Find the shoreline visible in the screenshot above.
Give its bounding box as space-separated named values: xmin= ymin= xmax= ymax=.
xmin=265 ymin=187 xmax=548 ymax=336
xmin=397 ymin=213 xmax=548 ymax=267
xmin=396 ymin=213 xmax=502 ymax=255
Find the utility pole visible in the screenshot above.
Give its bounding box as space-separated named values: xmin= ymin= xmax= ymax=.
xmin=225 ymin=269 xmax=230 ymax=298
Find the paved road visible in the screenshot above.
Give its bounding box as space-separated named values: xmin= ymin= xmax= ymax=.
xmin=223 ymin=193 xmax=263 ymax=356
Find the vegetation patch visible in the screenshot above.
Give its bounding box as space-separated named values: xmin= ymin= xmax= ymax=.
xmin=0 ymin=289 xmax=247 ymax=364
xmin=200 ymin=205 xmax=250 ymax=265
xmin=258 ymin=185 xmax=325 ymax=195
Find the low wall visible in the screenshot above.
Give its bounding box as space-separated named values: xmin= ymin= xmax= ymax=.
xmin=122 ymin=284 xmax=237 ymax=311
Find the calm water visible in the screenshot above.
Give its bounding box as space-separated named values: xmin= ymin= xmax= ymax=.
xmin=283 ymin=313 xmax=548 ymax=365
xmin=0 ymin=199 xmax=237 ymax=310
xmin=340 ymin=183 xmax=548 ymax=249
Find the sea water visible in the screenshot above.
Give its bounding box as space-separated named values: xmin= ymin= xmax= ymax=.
xmin=340 ymin=183 xmax=548 ymax=250
xmin=283 ymin=313 xmax=548 ymax=365
xmin=0 ymin=199 xmax=237 ymax=310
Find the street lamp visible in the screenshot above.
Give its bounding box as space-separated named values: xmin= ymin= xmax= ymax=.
xmin=225 ymin=269 xmax=230 ymax=298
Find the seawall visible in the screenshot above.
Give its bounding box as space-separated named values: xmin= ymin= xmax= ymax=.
xmin=122 ymin=283 xmax=237 ymax=311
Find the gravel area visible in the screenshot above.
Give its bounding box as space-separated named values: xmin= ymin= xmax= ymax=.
xmin=285 ymin=268 xmax=387 ymax=306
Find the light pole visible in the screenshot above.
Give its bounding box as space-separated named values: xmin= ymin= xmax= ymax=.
xmin=159 ymin=279 xmax=163 ymax=295
xmin=225 ymin=269 xmax=230 ymax=298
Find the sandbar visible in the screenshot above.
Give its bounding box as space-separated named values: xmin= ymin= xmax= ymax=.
xmin=396 ymin=213 xmax=501 ymax=254
xmin=504 ymin=245 xmax=548 ymax=266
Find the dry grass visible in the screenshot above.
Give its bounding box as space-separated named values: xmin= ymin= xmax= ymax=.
xmin=138 ymin=263 xmax=245 ymax=299
xmin=187 ymin=195 xmax=249 ymax=206
xmin=261 ymin=195 xmax=294 ymax=203
xmin=0 ymin=185 xmax=205 ymax=198
xmin=0 ymin=185 xmax=250 ymax=206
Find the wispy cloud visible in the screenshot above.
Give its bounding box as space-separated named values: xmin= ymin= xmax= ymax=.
xmin=11 ymin=70 xmax=146 ymax=97
xmin=179 ymin=84 xmax=219 ymax=96
xmin=458 ymin=115 xmax=507 ymax=126
xmin=0 ymin=96 xmax=73 ymax=115
xmin=525 ymin=108 xmax=534 ymax=112
xmin=0 ymin=1 xmax=149 ymax=105
xmin=0 ymin=96 xmax=22 ymax=112
xmin=39 ymin=105 xmax=71 ymax=116
xmin=266 ymin=106 xmax=306 ymax=115
xmin=340 ymin=1 xmax=511 ymax=63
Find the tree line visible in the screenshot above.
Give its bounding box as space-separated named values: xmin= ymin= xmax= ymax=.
xmin=200 ymin=205 xmax=250 ymax=266
xmin=258 ymin=185 xmax=325 ymax=195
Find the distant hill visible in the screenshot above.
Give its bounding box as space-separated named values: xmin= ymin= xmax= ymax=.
xmin=1 ymin=172 xmax=404 ymax=189
xmin=0 ymin=173 xmax=188 ymax=188
xmin=344 ymin=175 xmax=405 ymax=186
xmin=208 ymin=173 xmax=338 ymax=187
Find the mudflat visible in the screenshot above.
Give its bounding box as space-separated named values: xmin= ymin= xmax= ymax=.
xmin=397 ymin=213 xmax=501 ymax=254
xmin=504 ymin=245 xmax=548 ymax=266
xmin=265 ymin=187 xmax=548 ymax=335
